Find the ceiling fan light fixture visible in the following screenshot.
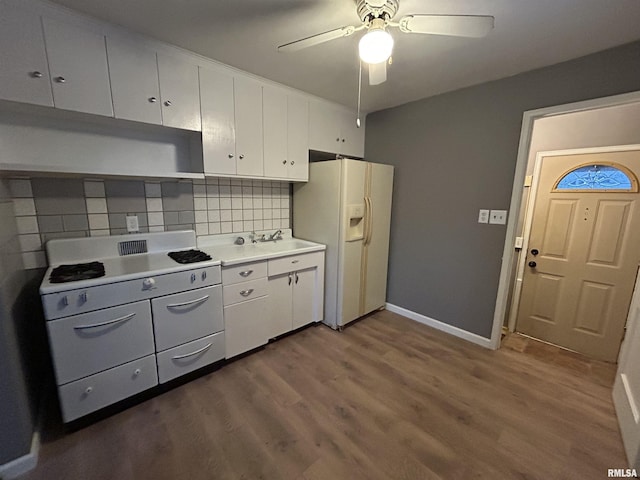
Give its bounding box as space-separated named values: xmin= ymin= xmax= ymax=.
xmin=358 ymin=27 xmax=394 ymax=64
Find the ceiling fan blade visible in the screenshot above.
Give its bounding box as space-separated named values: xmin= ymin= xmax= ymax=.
xmin=278 ymin=25 xmax=359 ymax=52
xmin=398 ymin=15 xmax=494 ymax=38
xmin=368 ymin=62 xmax=387 ymax=86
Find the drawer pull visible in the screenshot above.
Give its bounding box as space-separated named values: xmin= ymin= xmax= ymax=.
xmin=239 ymin=289 xmax=254 ymax=297
xmin=73 ymin=312 xmax=136 ymax=330
xmin=166 ymin=295 xmax=210 ymax=308
xmin=85 ymin=386 xmax=93 ymax=395
xmin=291 ymin=260 xmax=299 ymax=264
xmin=239 ymin=270 xmax=253 ymax=277
xmin=172 ymin=342 xmax=212 ymax=360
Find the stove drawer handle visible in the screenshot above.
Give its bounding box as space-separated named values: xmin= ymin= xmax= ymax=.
xmin=239 ymin=289 xmax=254 ymax=297
xmin=166 ymin=295 xmax=210 ymax=308
xmin=171 ymin=342 xmax=212 ymax=360
xmin=73 ymin=312 xmax=136 ymax=330
xmin=239 ymin=270 xmax=253 ymax=278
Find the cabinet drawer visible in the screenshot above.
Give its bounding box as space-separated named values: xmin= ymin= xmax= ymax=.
xmin=156 ymin=332 xmax=225 ymax=383
xmin=268 ymin=251 xmax=323 ymax=277
xmin=224 ymin=296 xmax=268 ymax=358
xmin=222 ymin=261 xmax=267 ymax=285
xmin=58 ymin=354 xmax=158 ymax=422
xmin=152 ymin=285 xmax=223 ymax=351
xmin=47 ymin=300 xmax=154 ymax=385
xmin=223 ymin=278 xmax=267 ymax=306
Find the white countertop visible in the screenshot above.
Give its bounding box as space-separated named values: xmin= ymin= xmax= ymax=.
xmin=40 ymin=229 xmax=326 ymax=294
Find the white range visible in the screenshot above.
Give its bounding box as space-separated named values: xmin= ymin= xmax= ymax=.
xmin=40 ymin=230 xmax=224 ymax=422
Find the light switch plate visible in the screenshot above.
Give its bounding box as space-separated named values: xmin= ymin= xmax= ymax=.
xmin=478 ymin=209 xmax=490 ymax=224
xmin=126 ymin=215 xmax=139 ymax=233
xmin=489 ymin=210 xmax=508 ymax=225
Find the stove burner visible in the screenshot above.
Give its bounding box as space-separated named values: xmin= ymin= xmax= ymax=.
xmin=168 ymin=249 xmax=212 ymax=264
xmin=49 ymin=261 xmax=106 ymax=283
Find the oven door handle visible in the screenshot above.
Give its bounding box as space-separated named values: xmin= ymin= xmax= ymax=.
xmin=171 ymin=342 xmax=213 ymax=360
xmin=166 ymin=295 xmax=210 ymax=309
xmin=73 ymin=312 xmax=136 ymax=330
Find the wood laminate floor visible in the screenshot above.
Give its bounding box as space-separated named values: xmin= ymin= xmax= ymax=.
xmin=21 ymin=311 xmax=625 ymax=480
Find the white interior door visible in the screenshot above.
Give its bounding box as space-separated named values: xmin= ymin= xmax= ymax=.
xmin=613 ymin=268 xmax=640 ymax=469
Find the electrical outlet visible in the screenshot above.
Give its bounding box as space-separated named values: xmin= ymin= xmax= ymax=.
xmin=478 ymin=209 xmax=490 ymax=224
xmin=489 ymin=210 xmax=508 ymax=225
xmin=126 ymin=215 xmax=139 ymax=233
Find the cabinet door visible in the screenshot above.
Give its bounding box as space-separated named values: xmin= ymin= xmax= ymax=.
xmin=263 ymin=85 xmax=288 ymax=179
xmin=267 ymin=273 xmax=293 ymax=339
xmin=287 ymin=94 xmax=309 ymax=181
xmin=224 ymin=296 xmax=268 ymax=358
xmin=157 ymin=53 xmax=201 ymax=131
xmin=106 ymin=36 xmax=161 ymax=125
xmin=234 ymin=76 xmax=264 ymax=176
xmin=0 ymin=4 xmax=53 ymax=106
xmin=43 ymin=17 xmax=113 ymax=116
xmin=340 ymin=109 xmax=365 ymax=158
xmin=292 ymin=268 xmax=316 ymax=330
xmin=200 ymin=67 xmax=236 ymax=175
xmin=309 ymin=99 xmax=341 ymax=153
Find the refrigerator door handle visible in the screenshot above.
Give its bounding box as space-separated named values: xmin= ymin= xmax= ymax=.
xmin=364 ymin=196 xmax=373 ymax=246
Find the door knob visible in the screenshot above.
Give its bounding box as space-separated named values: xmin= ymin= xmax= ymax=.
xmin=528 ymin=261 xmax=537 ymax=268
xmin=530 ymin=249 xmax=539 ymax=256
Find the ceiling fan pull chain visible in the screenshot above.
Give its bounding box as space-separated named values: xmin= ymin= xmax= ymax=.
xmin=356 ymin=59 xmax=363 ymax=128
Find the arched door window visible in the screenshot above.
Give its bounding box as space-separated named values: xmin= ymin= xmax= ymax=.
xmin=553 ymin=163 xmax=638 ymax=192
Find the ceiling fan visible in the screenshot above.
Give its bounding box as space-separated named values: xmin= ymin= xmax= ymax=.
xmin=278 ymin=0 xmax=494 ymax=85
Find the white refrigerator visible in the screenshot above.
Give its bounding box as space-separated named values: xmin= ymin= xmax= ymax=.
xmin=293 ymin=158 xmax=394 ymax=329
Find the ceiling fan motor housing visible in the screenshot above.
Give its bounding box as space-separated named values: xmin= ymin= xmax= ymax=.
xmin=357 ymin=0 xmax=399 ymax=23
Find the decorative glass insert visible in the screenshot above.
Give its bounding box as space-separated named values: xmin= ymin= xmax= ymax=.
xmin=555 ymin=164 xmax=634 ymax=191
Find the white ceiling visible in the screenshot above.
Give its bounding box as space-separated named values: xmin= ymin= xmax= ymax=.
xmin=47 ymin=0 xmax=640 ymax=113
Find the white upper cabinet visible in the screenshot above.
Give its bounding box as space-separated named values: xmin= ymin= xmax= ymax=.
xmin=287 ymin=93 xmax=309 ymax=181
xmin=263 ymin=85 xmax=288 ymax=179
xmin=263 ymin=87 xmax=309 ymax=181
xmin=309 ymin=99 xmax=364 ymax=158
xmin=42 ymin=17 xmax=113 ymax=117
xmin=157 ymin=53 xmax=201 ymax=131
xmin=0 ymin=4 xmax=53 ymax=107
xmin=106 ymin=37 xmax=162 ymax=125
xmin=234 ymin=76 xmax=264 ymax=177
xmin=200 ymin=67 xmax=236 ymax=175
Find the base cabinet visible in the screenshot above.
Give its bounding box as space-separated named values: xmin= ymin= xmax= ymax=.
xmin=224 ymin=296 xmax=269 ymax=358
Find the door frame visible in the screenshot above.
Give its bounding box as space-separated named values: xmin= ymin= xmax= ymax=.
xmin=506 ymin=144 xmax=640 ymax=336
xmin=489 ymin=90 xmax=640 ymax=350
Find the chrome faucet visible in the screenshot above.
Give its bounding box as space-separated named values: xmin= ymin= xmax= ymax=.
xmin=250 ymin=231 xmax=265 ymax=244
xmin=268 ymin=229 xmax=283 ymax=242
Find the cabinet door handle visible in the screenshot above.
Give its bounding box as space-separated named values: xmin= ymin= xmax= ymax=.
xmin=239 ymin=154 xmax=245 ymax=159
xmin=172 ymin=342 xmax=212 ymax=360
xmin=166 ymin=295 xmax=209 ymax=308
xmin=282 ymin=160 xmax=287 ymax=164
xmin=228 ymin=153 xmax=234 ymax=158
xmin=239 ymin=289 xmax=254 ymax=297
xmin=55 ymin=76 xmax=66 ymax=83
xmin=288 ymin=274 xmax=292 ymax=285
xmin=239 ymin=270 xmax=253 ymax=277
xmin=73 ymin=312 xmax=136 ymax=330
xmin=148 ymin=96 xmax=157 ymax=103
xmin=164 ymin=100 xmax=172 ymax=107
xmin=291 ymin=161 xmax=295 ymax=165
xmin=31 ymin=71 xmax=43 ymax=78
xmin=295 ymin=273 xmax=299 ymax=284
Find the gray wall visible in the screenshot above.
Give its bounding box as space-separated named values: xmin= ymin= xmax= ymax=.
xmin=365 ymin=40 xmax=640 ymax=338
xmin=0 ymin=179 xmax=34 ymax=464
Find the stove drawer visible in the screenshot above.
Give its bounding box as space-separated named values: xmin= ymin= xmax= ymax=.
xmin=152 ymin=285 xmax=223 ymax=351
xmin=47 ymin=300 xmax=154 ymax=385
xmin=156 ymin=331 xmax=225 ymax=383
xmin=58 ymin=354 xmax=158 ymax=422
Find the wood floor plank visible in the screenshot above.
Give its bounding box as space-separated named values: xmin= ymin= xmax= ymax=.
xmin=22 ymin=311 xmax=626 ymax=480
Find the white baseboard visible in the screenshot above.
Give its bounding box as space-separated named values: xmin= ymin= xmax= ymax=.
xmin=0 ymin=430 xmax=40 ymax=479
xmin=385 ymin=303 xmax=494 ymax=349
